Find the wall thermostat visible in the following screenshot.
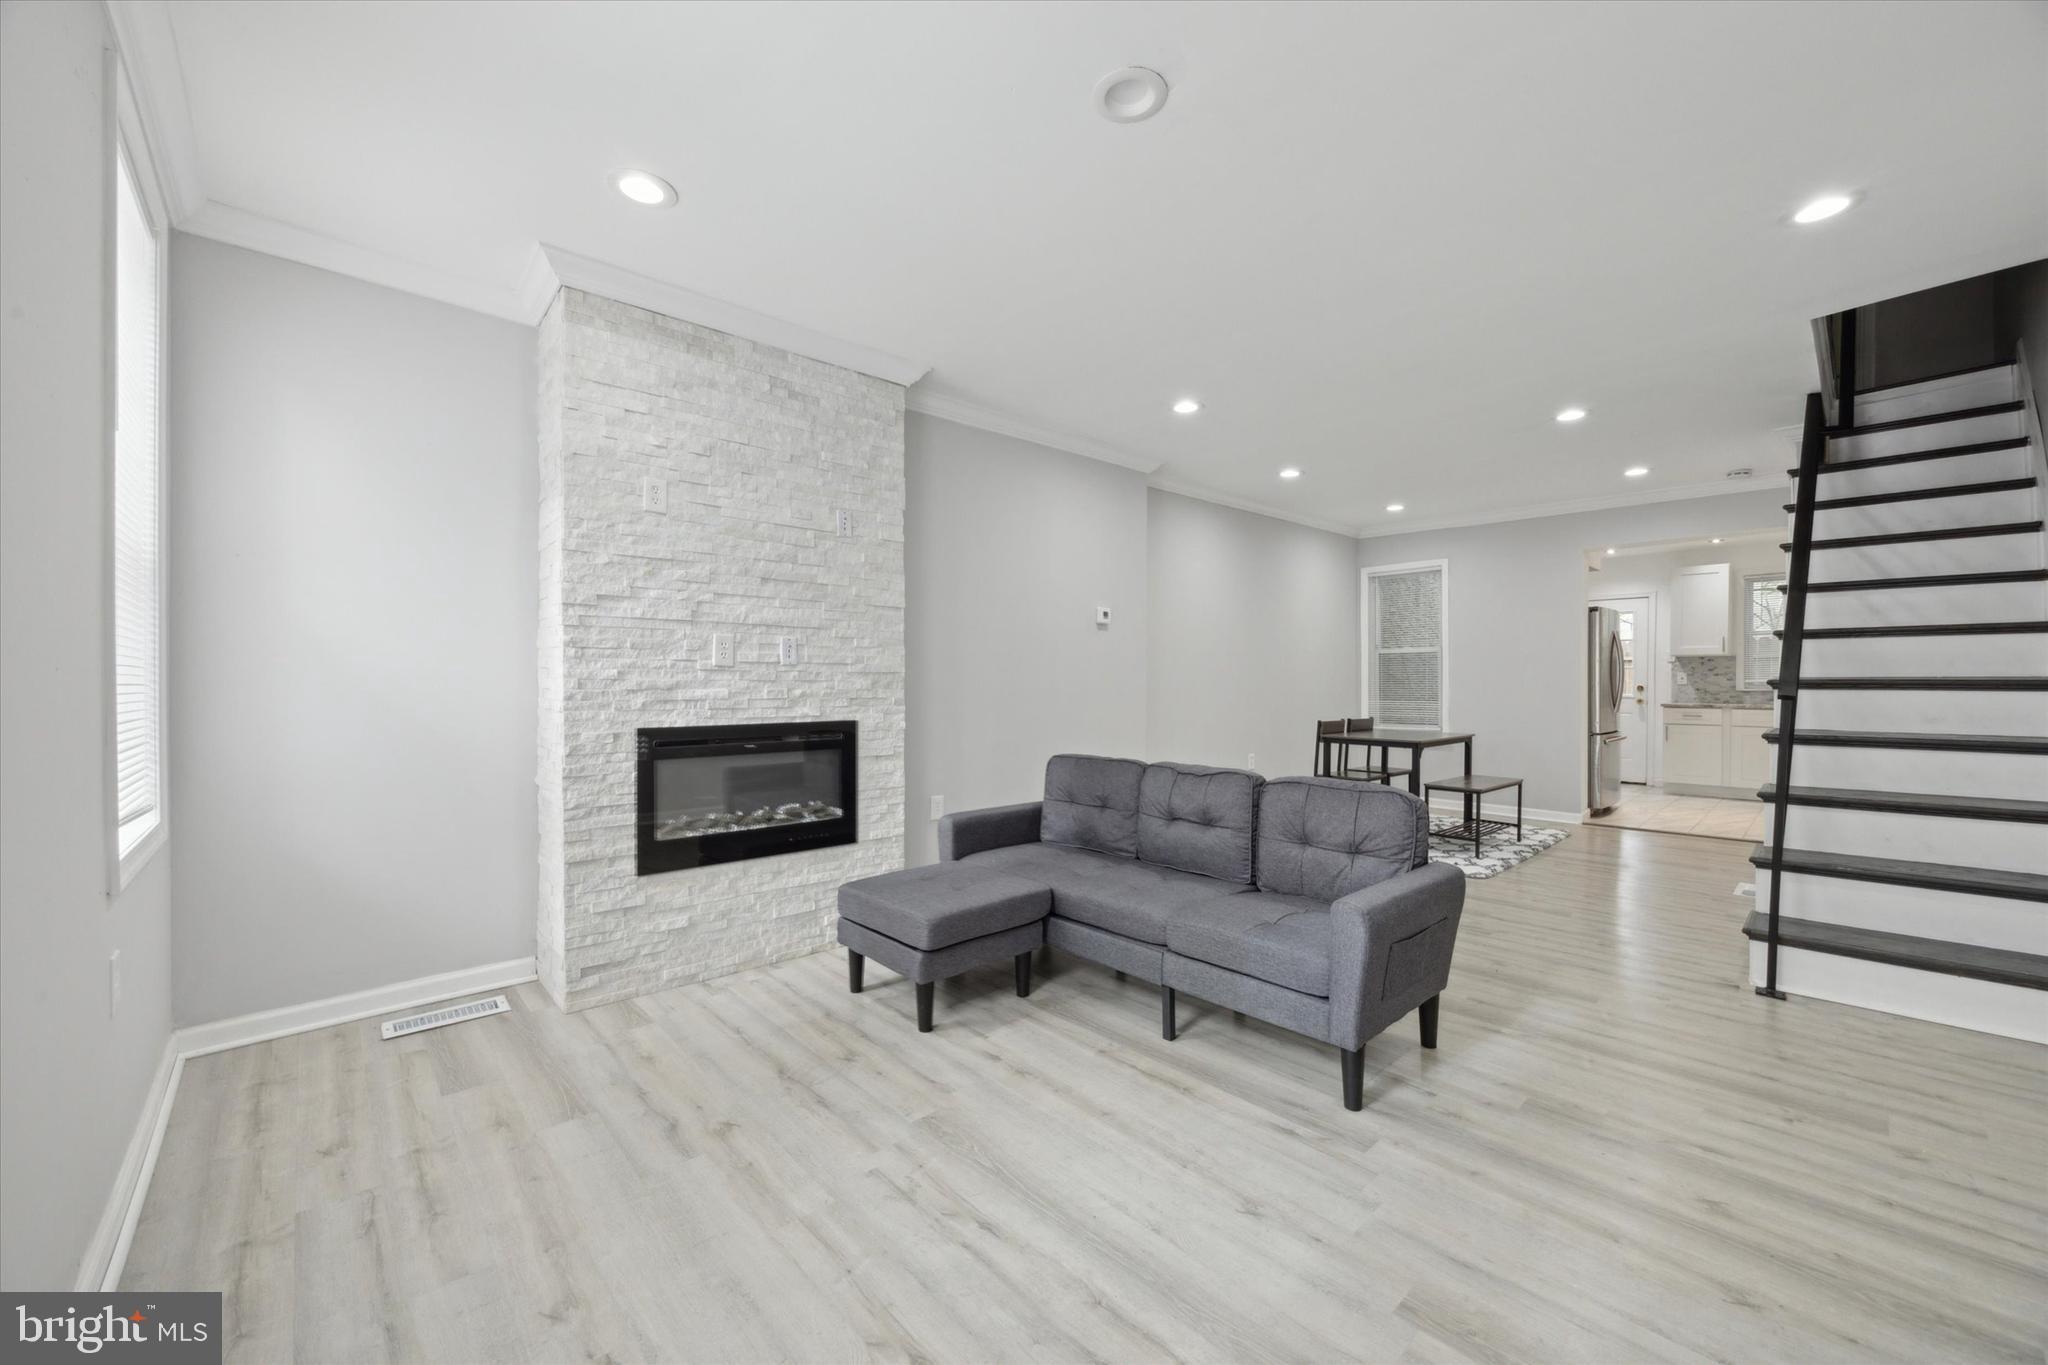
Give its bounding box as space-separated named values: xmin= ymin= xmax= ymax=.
xmin=1095 ymin=605 xmax=1112 ymax=627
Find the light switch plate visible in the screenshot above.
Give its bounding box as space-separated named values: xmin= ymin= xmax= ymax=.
xmin=929 ymin=795 xmax=945 ymax=821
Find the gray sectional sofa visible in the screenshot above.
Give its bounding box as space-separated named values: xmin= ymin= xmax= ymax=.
xmin=934 ymin=755 xmax=1466 ymax=1110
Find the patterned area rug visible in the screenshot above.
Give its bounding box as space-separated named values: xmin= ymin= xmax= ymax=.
xmin=1427 ymin=821 xmax=1569 ymax=878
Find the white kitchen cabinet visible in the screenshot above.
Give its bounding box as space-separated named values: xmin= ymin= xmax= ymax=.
xmin=1726 ymin=710 xmax=1775 ymax=791
xmin=1663 ymin=709 xmax=1725 ymax=786
xmin=1672 ymin=563 xmax=1732 ymax=655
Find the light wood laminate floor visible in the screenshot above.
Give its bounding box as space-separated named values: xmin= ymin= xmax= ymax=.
xmin=123 ymin=826 xmax=2048 ymax=1363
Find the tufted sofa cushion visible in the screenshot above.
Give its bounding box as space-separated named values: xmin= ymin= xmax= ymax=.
xmin=1041 ymin=754 xmax=1145 ymax=858
xmin=1254 ymin=777 xmax=1430 ymax=901
xmin=1136 ymin=762 xmax=1262 ymax=884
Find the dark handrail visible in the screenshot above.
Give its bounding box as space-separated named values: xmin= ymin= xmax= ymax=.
xmin=1759 ymin=388 xmax=1828 ymax=998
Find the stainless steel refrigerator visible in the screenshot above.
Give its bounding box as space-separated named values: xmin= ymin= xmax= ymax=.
xmin=1587 ymin=606 xmax=1623 ymax=815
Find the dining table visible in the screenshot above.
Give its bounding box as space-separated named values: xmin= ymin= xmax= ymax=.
xmin=1316 ymin=726 xmax=1475 ymax=799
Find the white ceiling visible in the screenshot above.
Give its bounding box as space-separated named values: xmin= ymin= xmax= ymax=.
xmin=132 ymin=0 xmax=2048 ymax=534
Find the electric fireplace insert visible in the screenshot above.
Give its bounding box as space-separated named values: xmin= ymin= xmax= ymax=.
xmin=636 ymin=721 xmax=857 ymax=875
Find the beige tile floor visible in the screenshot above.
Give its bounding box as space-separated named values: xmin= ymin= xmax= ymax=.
xmin=1584 ymin=785 xmax=1768 ymax=842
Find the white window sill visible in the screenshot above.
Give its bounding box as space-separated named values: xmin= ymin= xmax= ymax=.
xmin=114 ymin=815 xmax=166 ymax=893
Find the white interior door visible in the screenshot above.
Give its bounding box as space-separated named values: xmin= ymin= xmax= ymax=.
xmin=1594 ymin=595 xmax=1652 ymax=784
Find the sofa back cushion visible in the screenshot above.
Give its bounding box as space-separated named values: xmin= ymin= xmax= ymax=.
xmin=1136 ymin=762 xmax=1262 ymax=884
xmin=1041 ymin=754 xmax=1144 ymax=858
xmin=1254 ymin=777 xmax=1430 ymax=901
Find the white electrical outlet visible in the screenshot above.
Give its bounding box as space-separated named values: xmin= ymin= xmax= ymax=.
xmin=930 ymin=795 xmax=945 ymax=821
xmin=1247 ymin=753 xmax=1256 ymax=771
xmin=642 ymin=478 xmax=668 ymax=513
xmin=835 ymin=508 xmax=853 ymax=536
xmin=778 ymin=636 xmax=799 ymax=666
xmin=109 ymin=949 xmax=121 ymax=1019
xmin=710 ymin=634 xmax=734 ymax=668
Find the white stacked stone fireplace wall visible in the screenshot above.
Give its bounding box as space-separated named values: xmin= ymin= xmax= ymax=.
xmin=537 ymin=288 xmax=906 ymax=1011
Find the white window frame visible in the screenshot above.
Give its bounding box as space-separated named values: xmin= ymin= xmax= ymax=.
xmin=106 ymin=53 xmax=170 ymax=892
xmin=1739 ymin=570 xmax=1787 ymax=693
xmin=1359 ymin=559 xmax=1451 ymax=729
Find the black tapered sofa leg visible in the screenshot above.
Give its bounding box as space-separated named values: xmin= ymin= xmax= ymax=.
xmin=847 ymin=950 xmax=864 ymax=994
xmin=1014 ymin=950 xmax=1033 ymax=998
xmin=1340 ymin=1047 xmax=1365 ymax=1111
xmin=915 ymin=981 xmax=935 ymax=1033
xmin=1161 ymin=986 xmax=1176 ymax=1041
xmin=1419 ymin=994 xmax=1439 ymax=1049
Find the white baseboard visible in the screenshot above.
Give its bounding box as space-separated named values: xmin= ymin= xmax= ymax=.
xmin=90 ymin=956 xmax=538 ymax=1291
xmin=74 ymin=1037 xmax=180 ymax=1292
xmin=175 ymin=956 xmax=538 ymax=1059
xmin=1426 ymin=796 xmax=1582 ymax=826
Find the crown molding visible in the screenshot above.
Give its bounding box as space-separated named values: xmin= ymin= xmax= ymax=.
xmin=1355 ymin=474 xmax=1784 ymax=540
xmin=181 ymin=202 xmax=537 ymax=321
xmin=905 ymin=390 xmax=1161 ymax=474
xmin=1145 ymin=477 xmax=1360 ymax=537
xmin=542 ymin=246 xmax=928 ymax=386
xmin=104 ymin=0 xmax=205 ymax=223
xmin=514 ymin=244 xmax=561 ymax=323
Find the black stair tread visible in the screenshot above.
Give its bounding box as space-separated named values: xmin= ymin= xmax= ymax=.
xmin=1786 ymin=477 xmax=2036 ymax=512
xmin=1780 ymin=621 xmax=2048 ymax=639
xmin=1761 ymin=729 xmax=2048 ymax=755
xmin=1783 ymin=568 xmax=2048 ymax=593
xmin=1826 ymin=400 xmax=2024 ymax=437
xmin=1757 ymin=784 xmax=2048 ymax=823
xmin=1852 ymin=359 xmax=2014 ymax=395
xmin=1771 ymin=675 xmax=2048 ymax=691
xmin=1784 ymin=521 xmax=2044 ymax=550
xmin=1793 ymin=436 xmax=2030 ymax=476
xmin=1740 ymin=909 xmax=2048 ymax=989
xmin=1749 ymin=845 xmax=2048 ymax=904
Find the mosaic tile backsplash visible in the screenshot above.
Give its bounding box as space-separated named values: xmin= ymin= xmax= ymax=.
xmin=1670 ymin=654 xmax=1773 ymax=706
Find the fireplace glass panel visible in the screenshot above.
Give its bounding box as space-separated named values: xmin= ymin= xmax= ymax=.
xmin=636 ymin=723 xmax=857 ymax=873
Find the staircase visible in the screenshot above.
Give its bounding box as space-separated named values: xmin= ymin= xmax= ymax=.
xmin=1746 ymin=346 xmax=2048 ymax=1043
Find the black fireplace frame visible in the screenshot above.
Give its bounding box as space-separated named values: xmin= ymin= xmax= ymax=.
xmin=635 ymin=721 xmax=858 ymax=876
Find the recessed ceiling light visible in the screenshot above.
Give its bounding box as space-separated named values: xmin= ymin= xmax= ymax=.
xmin=1555 ymin=407 xmax=1587 ymax=423
xmin=1624 ymin=466 xmax=1650 ymax=478
xmin=1605 ymin=548 xmax=1616 ymax=556
xmin=1094 ymin=66 xmax=1169 ymax=123
xmin=611 ymin=169 xmax=677 ymax=207
xmin=1792 ymin=193 xmax=1854 ymax=225
xmin=1279 ymin=467 xmax=1302 ymax=480
xmin=1385 ymin=503 xmax=1404 ymax=512
xmin=1172 ymin=398 xmax=1201 ymax=415
xmin=1711 ymin=537 xmax=1724 ymax=544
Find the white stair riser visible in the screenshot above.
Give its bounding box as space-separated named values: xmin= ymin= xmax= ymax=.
xmin=1802 ymin=490 xmax=2037 ymax=537
xmin=1806 ymin=534 xmax=2045 ymax=580
xmin=1850 ymin=369 xmax=2016 ymax=423
xmin=1827 ymin=410 xmax=2023 ymax=461
xmin=1803 ymin=579 xmax=2048 ymax=628
xmin=1767 ymin=805 xmax=2048 ymax=871
xmin=1774 ymin=740 xmax=2048 ymax=800
xmin=1806 ymin=444 xmax=2034 ymax=499
xmin=1798 ymin=632 xmax=2048 ymax=674
xmin=1767 ymin=872 xmax=2048 ymax=954
xmin=1747 ymin=941 xmax=2048 ymax=1043
xmin=1788 ymin=687 xmax=2048 ymax=735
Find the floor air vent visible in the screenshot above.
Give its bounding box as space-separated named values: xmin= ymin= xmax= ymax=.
xmin=380 ymin=994 xmax=511 ymax=1040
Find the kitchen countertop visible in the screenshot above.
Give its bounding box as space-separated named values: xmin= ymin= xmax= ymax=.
xmin=1661 ymin=702 xmax=1772 ymax=711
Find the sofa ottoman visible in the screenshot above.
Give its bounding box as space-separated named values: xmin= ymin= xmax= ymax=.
xmin=836 ymin=863 xmax=1050 ymax=1032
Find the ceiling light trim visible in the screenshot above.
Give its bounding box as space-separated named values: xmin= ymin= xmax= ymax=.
xmin=543 ymin=246 xmax=928 ymax=386
xmin=906 ymin=390 xmax=1161 ymax=473
xmin=1356 ymin=473 xmax=1783 ymax=540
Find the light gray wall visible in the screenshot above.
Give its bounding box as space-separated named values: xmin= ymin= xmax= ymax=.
xmin=1356 ymin=488 xmax=1789 ymax=814
xmin=1147 ymin=490 xmax=1360 ymax=777
xmin=904 ymin=413 xmax=1148 ymax=864
xmin=0 ymin=0 xmax=177 ymax=1288
xmin=167 ymin=235 xmax=537 ymax=1025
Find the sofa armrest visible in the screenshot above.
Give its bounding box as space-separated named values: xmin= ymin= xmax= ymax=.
xmin=937 ymin=801 xmax=1043 ymax=862
xmin=1326 ymin=862 xmax=1466 ymax=1051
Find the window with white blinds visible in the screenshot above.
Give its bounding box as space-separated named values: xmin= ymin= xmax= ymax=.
xmin=1365 ymin=562 xmax=1446 ymax=728
xmin=113 ymin=142 xmax=164 ymax=870
xmin=1741 ymin=572 xmax=1787 ymax=691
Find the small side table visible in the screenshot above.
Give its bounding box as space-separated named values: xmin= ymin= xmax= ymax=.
xmin=1424 ymin=775 xmax=1523 ymax=857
